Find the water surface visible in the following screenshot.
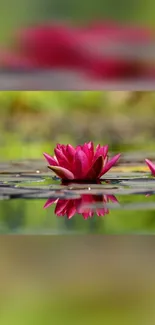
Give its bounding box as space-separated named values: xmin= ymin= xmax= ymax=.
xmin=1 ymin=158 xmax=155 ymax=234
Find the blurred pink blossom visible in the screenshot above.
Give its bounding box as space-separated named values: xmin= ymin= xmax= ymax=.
xmin=0 ymin=21 xmax=155 ymax=80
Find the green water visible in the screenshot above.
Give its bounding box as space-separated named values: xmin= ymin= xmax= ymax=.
xmin=1 ymin=160 xmax=155 ymax=234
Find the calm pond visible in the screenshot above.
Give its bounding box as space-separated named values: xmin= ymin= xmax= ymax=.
xmin=1 ymin=154 xmax=155 ymax=234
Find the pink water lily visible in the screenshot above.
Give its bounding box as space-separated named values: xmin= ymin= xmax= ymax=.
xmin=145 ymin=159 xmax=155 ymax=176
xmin=43 ymin=142 xmax=121 ymax=180
xmin=44 ymin=194 xmax=118 ymax=219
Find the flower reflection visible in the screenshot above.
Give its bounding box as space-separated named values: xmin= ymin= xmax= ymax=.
xmin=44 ymin=192 xmax=118 ymax=220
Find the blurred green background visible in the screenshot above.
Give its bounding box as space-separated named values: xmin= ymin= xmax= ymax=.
xmin=0 ymin=0 xmax=155 ymax=44
xmin=1 ymin=90 xmax=155 ymax=161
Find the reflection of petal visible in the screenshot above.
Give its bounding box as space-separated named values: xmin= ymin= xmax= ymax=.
xmin=55 ymin=199 xmax=70 ymax=216
xmin=82 ymin=211 xmax=94 ymax=219
xmin=96 ymin=208 xmax=109 ymax=216
xmin=106 ymin=195 xmax=119 ymax=203
xmin=76 ymin=195 xmax=94 ymax=214
xmin=66 ymin=203 xmax=77 ymax=219
xmin=43 ymin=190 xmax=118 ymax=220
xmin=43 ymin=198 xmax=58 ymax=208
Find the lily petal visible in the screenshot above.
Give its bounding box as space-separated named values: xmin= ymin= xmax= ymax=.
xmin=102 ymin=145 xmax=109 ymax=158
xmin=85 ymin=141 xmax=94 ymax=160
xmin=74 ymin=149 xmax=90 ymax=179
xmin=101 ymin=153 xmax=121 ymax=176
xmin=86 ymin=155 xmax=104 ymax=179
xmin=145 ymin=159 xmax=155 ymax=175
xmin=48 ymin=165 xmax=74 ymax=180
xmin=54 ymin=148 xmax=70 ymax=169
xmin=94 ymin=144 xmax=108 ymax=160
xmin=95 ymin=144 xmax=100 ymax=152
xmin=43 ymin=153 xmax=58 ymax=166
xmin=66 ymin=144 xmax=76 ymax=162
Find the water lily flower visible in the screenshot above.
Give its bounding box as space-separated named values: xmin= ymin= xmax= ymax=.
xmin=145 ymin=159 xmax=155 ymax=176
xmin=44 ymin=193 xmax=118 ymax=219
xmin=43 ymin=143 xmax=121 ymax=181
